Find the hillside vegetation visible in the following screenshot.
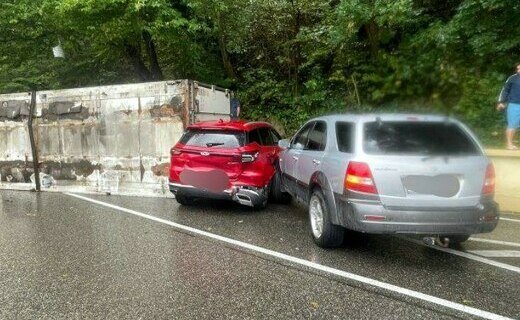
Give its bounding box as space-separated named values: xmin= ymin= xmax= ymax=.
xmin=1 ymin=0 xmax=519 ymax=143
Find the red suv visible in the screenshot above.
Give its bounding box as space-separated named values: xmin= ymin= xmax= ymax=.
xmin=169 ymin=120 xmax=288 ymax=209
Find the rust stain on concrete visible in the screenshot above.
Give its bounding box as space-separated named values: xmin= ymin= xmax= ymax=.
xmin=0 ymin=160 xmax=102 ymax=182
xmin=40 ymin=160 xmax=102 ymax=180
xmin=151 ymin=163 xmax=169 ymax=177
xmin=0 ymin=161 xmax=33 ymax=182
xmin=41 ymin=102 xmax=90 ymax=121
xmin=150 ymin=104 xmax=178 ymax=118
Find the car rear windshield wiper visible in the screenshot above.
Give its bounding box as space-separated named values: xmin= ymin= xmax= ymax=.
xmin=206 ymin=142 xmax=225 ymax=147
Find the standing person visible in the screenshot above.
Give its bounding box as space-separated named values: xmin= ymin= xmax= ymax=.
xmin=230 ymin=92 xmax=241 ymax=120
xmin=497 ymin=63 xmax=520 ymax=150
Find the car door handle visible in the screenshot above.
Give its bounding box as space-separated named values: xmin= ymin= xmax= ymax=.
xmin=292 ymin=156 xmax=299 ymax=161
xmin=312 ymin=159 xmax=321 ymax=165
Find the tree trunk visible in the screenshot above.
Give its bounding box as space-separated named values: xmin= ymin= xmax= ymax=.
xmin=365 ymin=19 xmax=379 ymax=57
xmin=142 ymin=30 xmax=164 ymax=81
xmin=218 ymin=34 xmax=236 ymax=80
xmin=290 ymin=0 xmax=302 ymax=96
xmin=216 ymin=12 xmax=236 ymax=80
xmin=125 ymin=44 xmax=152 ymax=81
xmin=351 ymin=74 xmax=361 ymax=106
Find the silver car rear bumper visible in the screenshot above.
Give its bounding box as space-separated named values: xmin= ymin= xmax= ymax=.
xmin=337 ymin=197 xmax=499 ymax=235
xmin=169 ymin=182 xmax=267 ymax=207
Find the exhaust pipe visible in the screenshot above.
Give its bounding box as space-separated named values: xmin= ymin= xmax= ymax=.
xmin=235 ymin=194 xmax=253 ymax=207
xmin=422 ymin=236 xmax=450 ymax=248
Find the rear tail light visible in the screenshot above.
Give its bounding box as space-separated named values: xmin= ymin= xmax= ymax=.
xmin=170 ymin=148 xmax=182 ymax=156
xmin=482 ymin=163 xmax=495 ymax=195
xmin=344 ymin=161 xmax=378 ymax=194
xmin=241 ymin=152 xmax=259 ymax=163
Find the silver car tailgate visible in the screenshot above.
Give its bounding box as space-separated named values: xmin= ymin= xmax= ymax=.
xmin=368 ymin=155 xmax=487 ymax=208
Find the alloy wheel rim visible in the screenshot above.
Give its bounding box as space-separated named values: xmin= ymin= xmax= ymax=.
xmin=310 ymin=196 xmax=324 ymax=238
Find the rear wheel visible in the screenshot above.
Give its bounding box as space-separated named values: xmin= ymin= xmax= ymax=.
xmin=309 ymin=189 xmax=344 ymax=248
xmin=270 ymin=171 xmax=292 ymax=204
xmin=253 ymin=197 xmax=268 ymax=210
xmin=175 ymin=194 xmax=195 ymax=206
xmin=253 ymin=183 xmax=271 ymax=210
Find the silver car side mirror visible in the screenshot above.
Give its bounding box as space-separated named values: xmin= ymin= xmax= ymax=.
xmin=293 ymin=142 xmax=304 ymax=150
xmin=278 ymin=139 xmax=290 ymax=149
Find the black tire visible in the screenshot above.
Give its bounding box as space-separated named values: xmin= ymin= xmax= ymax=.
xmin=269 ymin=171 xmax=292 ymax=204
xmin=308 ymin=189 xmax=344 ymax=248
xmin=253 ymin=197 xmax=268 ymax=211
xmin=175 ymin=194 xmax=195 ymax=206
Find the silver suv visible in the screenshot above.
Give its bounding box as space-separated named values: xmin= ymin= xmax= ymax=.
xmin=278 ymin=114 xmax=499 ymax=247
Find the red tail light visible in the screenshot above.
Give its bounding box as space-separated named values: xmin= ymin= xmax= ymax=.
xmin=482 ymin=163 xmax=495 ymax=195
xmin=344 ymin=161 xmax=378 ymax=194
xmin=241 ymin=152 xmax=259 ymax=163
xmin=170 ymin=148 xmax=182 ymax=156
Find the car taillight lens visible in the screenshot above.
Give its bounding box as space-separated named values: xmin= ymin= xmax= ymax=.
xmin=344 ymin=161 xmax=378 ymax=194
xmin=170 ymin=148 xmax=182 ymax=156
xmin=241 ymin=152 xmax=259 ymax=163
xmin=482 ymin=163 xmax=495 ymax=195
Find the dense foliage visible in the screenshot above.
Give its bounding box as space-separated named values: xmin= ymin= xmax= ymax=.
xmin=1 ymin=0 xmax=519 ymax=143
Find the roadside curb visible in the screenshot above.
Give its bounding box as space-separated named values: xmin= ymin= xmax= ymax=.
xmin=486 ymin=149 xmax=520 ymax=214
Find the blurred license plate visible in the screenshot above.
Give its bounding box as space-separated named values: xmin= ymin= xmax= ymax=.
xmin=179 ymin=169 xmax=230 ymax=193
xmin=402 ymin=174 xmax=460 ymax=198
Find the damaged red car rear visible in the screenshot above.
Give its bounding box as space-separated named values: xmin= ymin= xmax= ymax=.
xmin=169 ymin=120 xmax=287 ymax=209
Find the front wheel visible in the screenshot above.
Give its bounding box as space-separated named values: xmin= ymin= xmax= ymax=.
xmin=309 ymin=189 xmax=344 ymax=248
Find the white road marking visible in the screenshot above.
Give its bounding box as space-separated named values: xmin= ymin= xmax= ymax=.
xmin=500 ymin=217 xmax=520 ymax=223
xmin=467 ymin=250 xmax=520 ymax=258
xmin=403 ymin=238 xmax=520 ymax=274
xmin=469 ymin=237 xmax=520 ymax=248
xmin=65 ymin=192 xmax=513 ymax=320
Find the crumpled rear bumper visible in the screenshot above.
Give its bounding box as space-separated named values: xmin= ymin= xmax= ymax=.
xmin=337 ymin=196 xmax=499 ymax=236
xmin=169 ymin=182 xmax=268 ymax=207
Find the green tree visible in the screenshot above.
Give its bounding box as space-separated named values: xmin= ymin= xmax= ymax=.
xmin=50 ymin=0 xmax=192 ymax=81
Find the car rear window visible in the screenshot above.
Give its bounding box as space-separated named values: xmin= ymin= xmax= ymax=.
xmin=180 ymin=130 xmax=246 ymax=148
xmin=363 ymin=121 xmax=481 ymax=155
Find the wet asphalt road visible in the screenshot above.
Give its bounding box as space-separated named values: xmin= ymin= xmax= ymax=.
xmin=0 ymin=190 xmax=519 ymax=319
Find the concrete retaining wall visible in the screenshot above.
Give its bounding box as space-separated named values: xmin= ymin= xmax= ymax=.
xmin=0 ymin=80 xmax=230 ymax=196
